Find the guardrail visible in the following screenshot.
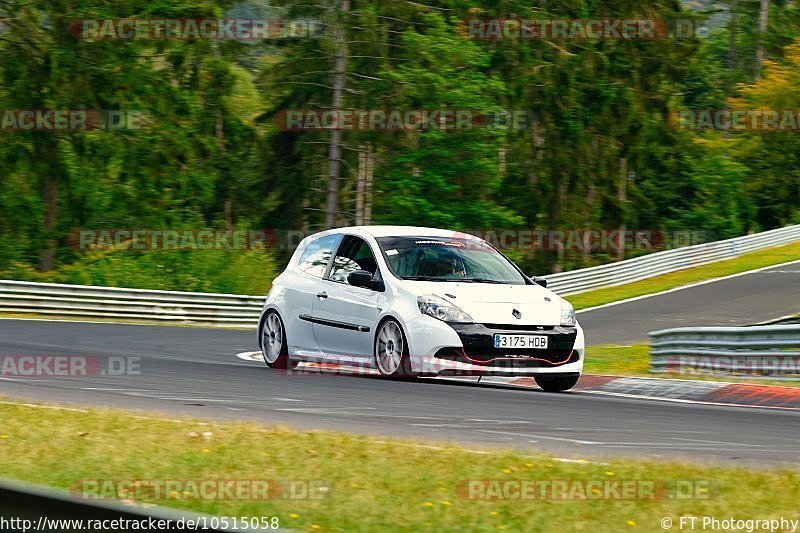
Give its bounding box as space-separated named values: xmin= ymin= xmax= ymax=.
xmin=1 ymin=224 xmax=798 ymax=327
xmin=649 ymin=325 xmax=800 ymax=377
xmin=545 ymin=224 xmax=800 ymax=295
xmin=0 ymin=280 xmax=263 ymax=327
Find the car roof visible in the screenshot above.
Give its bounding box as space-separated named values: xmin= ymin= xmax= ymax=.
xmin=337 ymin=225 xmax=483 ymax=240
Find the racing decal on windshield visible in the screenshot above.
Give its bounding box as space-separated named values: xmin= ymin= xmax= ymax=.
xmin=414 ymin=240 xmax=466 ymax=247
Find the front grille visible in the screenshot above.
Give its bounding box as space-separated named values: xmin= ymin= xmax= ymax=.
xmin=437 ymin=323 xmax=578 ymax=368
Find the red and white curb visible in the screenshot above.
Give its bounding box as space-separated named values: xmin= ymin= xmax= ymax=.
xmin=236 ymin=352 xmax=800 ymax=410
xmin=503 ymin=375 xmax=800 ymax=410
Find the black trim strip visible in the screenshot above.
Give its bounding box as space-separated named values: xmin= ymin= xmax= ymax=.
xmin=299 ymin=314 xmax=370 ymax=332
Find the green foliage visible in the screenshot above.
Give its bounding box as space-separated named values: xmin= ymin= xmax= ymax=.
xmin=376 ymin=13 xmax=521 ymax=229
xmin=1 ymin=0 xmax=799 ymax=290
xmin=4 ymin=249 xmax=277 ymax=295
xmin=674 ymin=140 xmax=754 ymax=238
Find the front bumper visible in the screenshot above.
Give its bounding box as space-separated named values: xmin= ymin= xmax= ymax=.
xmin=440 ymin=323 xmax=578 ymax=367
xmin=404 ymin=315 xmax=584 ymax=376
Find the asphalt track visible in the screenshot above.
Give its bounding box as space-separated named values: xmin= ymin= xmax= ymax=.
xmin=1 ymin=261 xmax=799 ymax=466
xmin=579 ymin=260 xmax=800 ymax=344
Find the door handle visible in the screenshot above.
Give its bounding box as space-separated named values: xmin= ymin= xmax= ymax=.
xmin=316 ymin=291 xmax=328 ymax=299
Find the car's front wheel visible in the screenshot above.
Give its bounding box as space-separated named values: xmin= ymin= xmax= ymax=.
xmin=374 ymin=319 xmax=414 ymax=378
xmin=534 ymin=374 xmax=580 ymax=392
xmin=260 ymin=311 xmax=295 ymax=369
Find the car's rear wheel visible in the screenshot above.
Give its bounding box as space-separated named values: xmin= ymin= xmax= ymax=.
xmin=534 ymin=374 xmax=580 ymax=392
xmin=260 ymin=311 xmax=294 ymax=369
xmin=374 ymin=319 xmax=414 ymax=377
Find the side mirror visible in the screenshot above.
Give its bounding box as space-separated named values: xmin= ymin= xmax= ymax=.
xmin=348 ymin=269 xmax=381 ymax=290
xmin=532 ymin=276 xmax=548 ymax=288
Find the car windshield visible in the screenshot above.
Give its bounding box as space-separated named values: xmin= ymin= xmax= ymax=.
xmin=376 ymin=236 xmax=526 ymax=284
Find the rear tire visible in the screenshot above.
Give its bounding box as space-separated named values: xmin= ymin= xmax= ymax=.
xmin=260 ymin=311 xmax=295 ymax=369
xmin=374 ymin=319 xmax=415 ymax=378
xmin=534 ymin=374 xmax=579 ymax=392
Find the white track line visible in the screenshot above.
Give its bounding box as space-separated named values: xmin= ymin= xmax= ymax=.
xmin=235 ymin=351 xmax=263 ymax=362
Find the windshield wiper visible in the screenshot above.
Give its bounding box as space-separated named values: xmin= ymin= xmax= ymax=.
xmin=403 ymin=275 xmax=445 ymax=281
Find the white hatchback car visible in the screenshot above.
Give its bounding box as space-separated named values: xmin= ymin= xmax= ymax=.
xmin=258 ymin=226 xmax=584 ymax=391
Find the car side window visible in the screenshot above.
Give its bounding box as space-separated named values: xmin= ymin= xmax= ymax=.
xmin=328 ymin=236 xmax=378 ymax=284
xmin=297 ymin=234 xmax=340 ymax=277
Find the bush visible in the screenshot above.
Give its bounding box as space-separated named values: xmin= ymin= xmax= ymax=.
xmin=1 ymin=248 xmax=280 ymax=295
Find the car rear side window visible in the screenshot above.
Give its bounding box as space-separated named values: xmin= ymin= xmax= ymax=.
xmin=297 ymin=234 xmax=340 ymax=277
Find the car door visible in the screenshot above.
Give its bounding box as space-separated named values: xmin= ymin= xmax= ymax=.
xmin=286 ymin=233 xmax=340 ymax=356
xmin=311 ymin=235 xmax=386 ymax=360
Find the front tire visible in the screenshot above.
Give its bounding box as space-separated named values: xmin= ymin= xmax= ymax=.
xmin=374 ymin=319 xmax=414 ymax=378
xmin=260 ymin=311 xmax=294 ymax=369
xmin=534 ymin=374 xmax=580 ymax=392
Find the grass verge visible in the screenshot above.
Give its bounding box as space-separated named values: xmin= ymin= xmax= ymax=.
xmin=569 ymin=241 xmax=800 ymax=310
xmin=1 ymin=399 xmax=798 ymax=531
xmin=585 ymin=344 xmax=800 ymax=387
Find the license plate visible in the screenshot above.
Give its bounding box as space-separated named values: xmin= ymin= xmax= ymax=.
xmin=493 ymin=334 xmax=548 ymax=349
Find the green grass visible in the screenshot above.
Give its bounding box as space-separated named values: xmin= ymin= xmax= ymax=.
xmin=0 ymin=399 xmax=798 ymax=532
xmin=569 ymin=241 xmax=800 ymax=310
xmin=583 ymin=344 xmax=652 ymax=376
xmin=585 ymin=344 xmax=800 ymax=387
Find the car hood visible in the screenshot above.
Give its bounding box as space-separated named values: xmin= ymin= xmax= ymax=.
xmin=407 ymin=281 xmax=563 ymax=326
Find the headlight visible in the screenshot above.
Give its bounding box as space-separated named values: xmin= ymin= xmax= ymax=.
xmin=560 ymin=300 xmax=576 ymax=327
xmin=417 ymin=294 xmax=474 ymax=323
